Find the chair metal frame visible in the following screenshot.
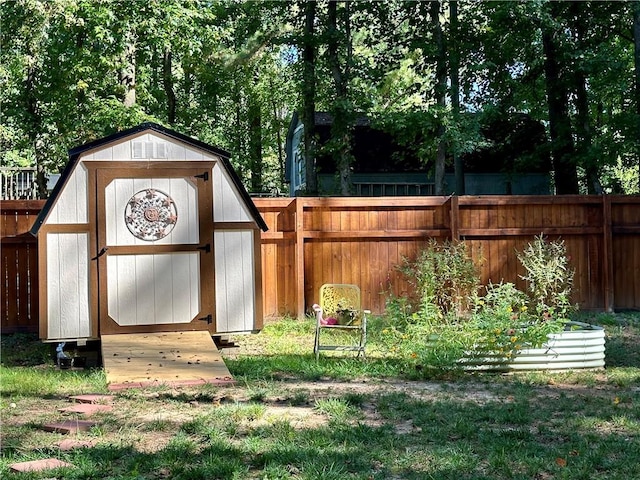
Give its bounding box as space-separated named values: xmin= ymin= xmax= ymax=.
xmin=313 ymin=284 xmax=369 ymax=360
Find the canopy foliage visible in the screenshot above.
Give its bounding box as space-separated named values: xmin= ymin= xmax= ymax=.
xmin=2 ymin=0 xmax=638 ymax=195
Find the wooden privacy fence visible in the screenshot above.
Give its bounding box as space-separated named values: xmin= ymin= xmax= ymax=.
xmin=258 ymin=195 xmax=640 ymax=318
xmin=2 ymin=196 xmax=640 ymax=333
xmin=1 ymin=200 xmax=45 ymax=333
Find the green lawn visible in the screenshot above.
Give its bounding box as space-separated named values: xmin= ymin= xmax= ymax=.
xmin=1 ymin=312 xmax=639 ymax=479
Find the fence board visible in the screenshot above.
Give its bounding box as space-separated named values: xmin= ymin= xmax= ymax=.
xmin=3 ymin=245 xmax=19 ymax=328
xmin=611 ymin=197 xmax=640 ymax=309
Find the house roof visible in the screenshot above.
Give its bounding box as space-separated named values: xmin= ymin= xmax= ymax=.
xmin=30 ymin=122 xmax=268 ymax=234
xmin=313 ymin=112 xmax=371 ymax=127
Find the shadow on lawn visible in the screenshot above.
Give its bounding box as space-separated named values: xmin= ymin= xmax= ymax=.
xmin=598 ymin=315 xmax=640 ymax=368
xmin=603 ymin=333 xmax=640 ymax=368
xmin=1 ymin=333 xmax=54 ymax=367
xmin=4 ymin=386 xmax=640 ymax=480
xmin=3 ymin=425 xmax=404 ymax=479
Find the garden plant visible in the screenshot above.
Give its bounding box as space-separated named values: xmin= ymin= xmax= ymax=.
xmin=380 ymin=235 xmax=579 ymax=372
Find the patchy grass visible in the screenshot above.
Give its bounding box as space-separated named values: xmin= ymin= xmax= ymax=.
xmin=1 ymin=313 xmax=639 ymax=479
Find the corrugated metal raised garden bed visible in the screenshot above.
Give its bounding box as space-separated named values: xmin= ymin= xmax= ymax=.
xmin=460 ymin=321 xmax=606 ymax=372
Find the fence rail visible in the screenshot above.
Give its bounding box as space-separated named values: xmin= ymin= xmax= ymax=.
xmin=2 ymin=196 xmax=639 ymax=333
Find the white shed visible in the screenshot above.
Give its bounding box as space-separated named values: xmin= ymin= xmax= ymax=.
xmin=31 ymin=123 xmax=268 ymax=343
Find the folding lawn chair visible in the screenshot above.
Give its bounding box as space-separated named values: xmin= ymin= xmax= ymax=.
xmin=312 ymin=284 xmax=369 ymax=360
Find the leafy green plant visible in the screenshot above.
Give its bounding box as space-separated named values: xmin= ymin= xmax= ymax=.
xmin=517 ymin=234 xmax=575 ymax=321
xmin=334 ymin=299 xmax=359 ymax=325
xmin=478 ymin=281 xmax=529 ymax=314
xmin=397 ymin=239 xmax=479 ymax=320
xmin=382 ymin=235 xmax=580 ymax=372
xmin=470 ymin=282 xmax=565 ymax=362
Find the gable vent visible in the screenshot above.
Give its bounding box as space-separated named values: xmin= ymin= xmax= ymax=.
xmin=131 ymin=141 xmax=169 ymax=159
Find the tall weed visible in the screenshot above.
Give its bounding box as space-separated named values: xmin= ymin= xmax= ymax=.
xmin=517 ymin=234 xmax=575 ymax=320
xmin=397 ymin=239 xmax=479 ymax=321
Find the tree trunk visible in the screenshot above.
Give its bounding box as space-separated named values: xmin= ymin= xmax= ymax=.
xmin=542 ymin=21 xmax=579 ymax=194
xmin=25 ymin=63 xmax=48 ymax=198
xmin=327 ymin=0 xmax=354 ymax=196
xmin=183 ymin=60 xmax=193 ymax=107
xmin=119 ymin=26 xmax=137 ymax=107
xmin=163 ymin=45 xmax=176 ymax=125
xmin=302 ymin=0 xmax=317 ymax=195
xmin=248 ymin=85 xmax=263 ymax=194
xmin=571 ymin=2 xmax=601 ymax=194
xmin=431 ymin=0 xmax=447 ymax=195
xmin=634 ymin=1 xmax=640 ymax=192
xmin=575 ymin=72 xmax=602 ymax=194
xmin=233 ymin=72 xmax=246 ymax=180
xmin=450 ymin=0 xmax=465 ymax=195
xmin=270 ymin=86 xmax=285 ymax=188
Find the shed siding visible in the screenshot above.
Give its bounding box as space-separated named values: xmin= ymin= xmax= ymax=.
xmin=46 ymin=232 xmax=91 ymax=339
xmin=213 ymin=163 xmax=252 ymax=222
xmin=214 ymin=230 xmax=255 ymax=332
xmin=183 ymin=145 xmax=207 ymax=160
xmin=47 ymin=163 xmax=88 ymax=224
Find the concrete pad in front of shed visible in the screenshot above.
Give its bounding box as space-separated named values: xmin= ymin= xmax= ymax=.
xmin=101 ymin=331 xmax=234 ymax=390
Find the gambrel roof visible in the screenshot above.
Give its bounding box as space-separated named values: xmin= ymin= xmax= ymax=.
xmin=31 ymin=122 xmax=268 ymax=234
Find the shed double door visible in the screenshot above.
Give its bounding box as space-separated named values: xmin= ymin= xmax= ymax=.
xmin=95 ymin=163 xmax=215 ymax=335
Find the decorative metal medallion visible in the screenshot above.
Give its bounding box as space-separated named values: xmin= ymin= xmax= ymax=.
xmin=125 ymin=189 xmax=178 ymax=241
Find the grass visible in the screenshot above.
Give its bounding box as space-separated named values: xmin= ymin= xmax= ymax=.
xmin=1 ymin=312 xmax=639 ymax=479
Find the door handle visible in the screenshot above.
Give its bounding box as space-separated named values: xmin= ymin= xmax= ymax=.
xmin=91 ymin=247 xmax=109 ymax=260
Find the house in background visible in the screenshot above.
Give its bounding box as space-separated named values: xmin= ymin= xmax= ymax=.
xmin=285 ymin=112 xmax=552 ymax=196
xmin=0 ymin=168 xmax=61 ymax=200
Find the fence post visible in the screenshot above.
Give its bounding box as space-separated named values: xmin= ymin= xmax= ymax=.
xmin=295 ymin=197 xmax=306 ymax=318
xmin=602 ymin=195 xmax=614 ymax=312
xmin=450 ymin=195 xmax=460 ymax=241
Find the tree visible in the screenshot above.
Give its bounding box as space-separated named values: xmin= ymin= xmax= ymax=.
xmin=301 ymin=0 xmax=318 ymax=195
xmin=541 ymin=4 xmax=579 ymax=194
xmin=634 ymin=1 xmax=640 ymax=191
xmin=3 ymin=0 xmax=640 ymax=198
xmin=325 ymin=0 xmax=355 ymax=195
